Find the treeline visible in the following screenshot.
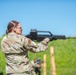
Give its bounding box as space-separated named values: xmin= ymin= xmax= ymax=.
xmin=0 ymin=37 xmax=2 ymax=48
xmin=66 ymin=36 xmax=76 ymax=39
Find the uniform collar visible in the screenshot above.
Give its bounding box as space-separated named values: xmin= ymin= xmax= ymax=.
xmin=8 ymin=32 xmax=17 ymax=36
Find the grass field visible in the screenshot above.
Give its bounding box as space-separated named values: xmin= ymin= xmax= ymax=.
xmin=0 ymin=37 xmax=76 ymax=75
xmin=0 ymin=37 xmax=6 ymax=75
xmin=29 ymin=39 xmax=76 ymax=75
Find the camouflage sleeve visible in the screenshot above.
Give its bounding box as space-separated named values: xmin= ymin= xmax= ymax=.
xmin=23 ymin=37 xmax=50 ymax=53
xmin=1 ymin=34 xmax=50 ymax=53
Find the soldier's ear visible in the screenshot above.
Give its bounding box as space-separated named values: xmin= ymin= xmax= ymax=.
xmin=14 ymin=27 xmax=17 ymax=30
xmin=13 ymin=28 xmax=17 ymax=32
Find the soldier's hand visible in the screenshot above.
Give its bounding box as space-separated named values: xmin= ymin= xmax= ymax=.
xmin=42 ymin=38 xmax=50 ymax=45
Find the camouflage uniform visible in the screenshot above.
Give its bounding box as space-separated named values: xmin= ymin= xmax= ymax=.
xmin=1 ymin=32 xmax=50 ymax=75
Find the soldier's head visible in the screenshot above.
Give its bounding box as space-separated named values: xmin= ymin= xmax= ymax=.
xmin=6 ymin=20 xmax=22 ymax=35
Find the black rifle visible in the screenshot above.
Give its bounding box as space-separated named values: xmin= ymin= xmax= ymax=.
xmin=26 ymin=29 xmax=66 ymax=42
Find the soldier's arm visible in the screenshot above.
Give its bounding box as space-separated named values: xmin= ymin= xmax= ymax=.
xmin=23 ymin=37 xmax=50 ymax=53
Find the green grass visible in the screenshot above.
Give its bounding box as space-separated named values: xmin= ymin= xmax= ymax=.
xmin=0 ymin=37 xmax=76 ymax=75
xmin=0 ymin=50 xmax=6 ymax=75
xmin=0 ymin=37 xmax=6 ymax=75
xmin=52 ymin=39 xmax=76 ymax=75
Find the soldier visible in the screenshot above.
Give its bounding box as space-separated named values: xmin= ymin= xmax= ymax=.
xmin=1 ymin=20 xmax=50 ymax=75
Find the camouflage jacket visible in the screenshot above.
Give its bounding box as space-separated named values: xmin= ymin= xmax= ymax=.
xmin=1 ymin=32 xmax=49 ymax=74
